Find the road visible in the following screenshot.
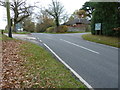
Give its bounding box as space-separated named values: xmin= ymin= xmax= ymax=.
xmin=32 ymin=33 xmax=118 ymax=88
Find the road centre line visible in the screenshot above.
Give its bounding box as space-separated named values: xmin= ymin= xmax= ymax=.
xmin=60 ymin=39 xmax=100 ymax=54
xmin=39 ymin=40 xmax=42 ymax=42
xmin=42 ymin=42 xmax=93 ymax=89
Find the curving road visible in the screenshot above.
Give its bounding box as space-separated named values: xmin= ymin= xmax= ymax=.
xmin=31 ymin=33 xmax=118 ymax=88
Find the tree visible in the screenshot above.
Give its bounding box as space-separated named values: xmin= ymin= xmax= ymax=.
xmin=61 ymin=14 xmax=69 ymax=24
xmin=45 ymin=0 xmax=65 ymax=30
xmin=36 ymin=18 xmax=55 ymax=32
xmin=36 ymin=8 xmax=55 ymax=32
xmin=0 ymin=0 xmax=37 ymax=32
xmin=81 ymin=2 xmax=96 ymax=19
xmin=68 ymin=9 xmax=87 ymax=21
xmin=69 ymin=15 xmax=74 ymax=21
xmin=23 ymin=17 xmax=35 ymax=32
xmin=75 ymin=9 xmax=87 ymax=18
xmin=91 ymin=2 xmax=120 ymax=36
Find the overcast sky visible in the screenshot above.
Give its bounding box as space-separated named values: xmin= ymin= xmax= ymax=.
xmin=0 ymin=0 xmax=89 ymax=29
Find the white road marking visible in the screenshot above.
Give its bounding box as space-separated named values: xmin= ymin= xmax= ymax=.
xmin=26 ymin=37 xmax=36 ymax=40
xmin=42 ymin=42 xmax=93 ymax=89
xmin=39 ymin=40 xmax=42 ymax=42
xmin=60 ymin=39 xmax=100 ymax=54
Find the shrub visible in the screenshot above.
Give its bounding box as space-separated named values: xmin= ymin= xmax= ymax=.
xmin=46 ymin=27 xmax=55 ymax=33
xmin=57 ymin=25 xmax=68 ymax=33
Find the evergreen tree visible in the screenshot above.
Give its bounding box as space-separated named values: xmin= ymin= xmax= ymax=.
xmin=91 ymin=2 xmax=120 ymax=36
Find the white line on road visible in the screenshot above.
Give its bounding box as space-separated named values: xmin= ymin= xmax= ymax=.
xmin=42 ymin=42 xmax=93 ymax=89
xmin=60 ymin=39 xmax=100 ymax=54
xmin=39 ymin=40 xmax=42 ymax=42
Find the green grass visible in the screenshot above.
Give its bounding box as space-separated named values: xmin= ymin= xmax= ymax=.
xmin=3 ymin=30 xmax=30 ymax=34
xmin=20 ymin=41 xmax=86 ymax=88
xmin=82 ymin=34 xmax=120 ymax=48
xmin=43 ymin=31 xmax=90 ymax=34
xmin=0 ymin=33 xmax=2 ymax=40
xmin=2 ymin=35 xmax=86 ymax=88
xmin=67 ymin=31 xmax=90 ymax=33
xmin=14 ymin=32 xmax=31 ymax=34
xmin=2 ymin=34 xmax=13 ymax=41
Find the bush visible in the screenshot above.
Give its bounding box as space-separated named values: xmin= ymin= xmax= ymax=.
xmin=57 ymin=25 xmax=68 ymax=33
xmin=46 ymin=25 xmax=68 ymax=33
xmin=46 ymin=27 xmax=55 ymax=33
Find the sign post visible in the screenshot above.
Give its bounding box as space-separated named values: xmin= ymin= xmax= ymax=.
xmin=6 ymin=0 xmax=12 ymax=38
xmin=95 ymin=23 xmax=101 ymax=35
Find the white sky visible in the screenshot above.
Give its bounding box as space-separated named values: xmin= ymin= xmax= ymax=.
xmin=0 ymin=0 xmax=89 ymax=29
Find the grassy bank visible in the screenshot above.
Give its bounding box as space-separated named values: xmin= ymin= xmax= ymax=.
xmin=44 ymin=31 xmax=90 ymax=34
xmin=3 ymin=30 xmax=30 ymax=34
xmin=82 ymin=34 xmax=119 ymax=48
xmin=0 ymin=33 xmax=2 ymax=40
xmin=2 ymin=35 xmax=86 ymax=88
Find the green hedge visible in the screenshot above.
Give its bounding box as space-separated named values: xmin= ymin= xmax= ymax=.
xmin=91 ymin=2 xmax=120 ymax=36
xmin=46 ymin=27 xmax=55 ymax=33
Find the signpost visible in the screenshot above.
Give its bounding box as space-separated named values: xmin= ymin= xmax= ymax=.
xmin=95 ymin=23 xmax=102 ymax=35
xmin=95 ymin=23 xmax=101 ymax=30
xmin=6 ymin=0 xmax=12 ymax=38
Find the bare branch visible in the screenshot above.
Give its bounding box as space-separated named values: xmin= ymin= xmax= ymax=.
xmin=46 ymin=0 xmax=65 ymax=27
xmin=0 ymin=0 xmax=38 ymax=32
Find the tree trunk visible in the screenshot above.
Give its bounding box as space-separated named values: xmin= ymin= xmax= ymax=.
xmin=56 ymin=17 xmax=59 ymax=27
xmin=8 ymin=26 xmax=12 ymax=38
xmin=13 ymin=23 xmax=17 ymax=32
xmin=55 ymin=17 xmax=59 ymax=32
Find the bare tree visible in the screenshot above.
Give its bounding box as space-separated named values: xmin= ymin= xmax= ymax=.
xmin=45 ymin=0 xmax=65 ymax=28
xmin=36 ymin=8 xmax=55 ymax=32
xmin=0 ymin=0 xmax=37 ymax=32
xmin=23 ymin=17 xmax=36 ymax=32
xmin=37 ymin=8 xmax=52 ymax=24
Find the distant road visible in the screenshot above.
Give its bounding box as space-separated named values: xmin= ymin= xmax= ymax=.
xmin=32 ymin=33 xmax=118 ymax=88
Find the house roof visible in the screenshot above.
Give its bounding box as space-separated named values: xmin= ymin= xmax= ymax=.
xmin=64 ymin=18 xmax=90 ymax=25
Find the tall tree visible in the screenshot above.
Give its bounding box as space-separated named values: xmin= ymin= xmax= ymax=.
xmin=45 ymin=0 xmax=65 ymax=29
xmin=91 ymin=2 xmax=120 ymax=36
xmin=0 ymin=0 xmax=36 ymax=32
xmin=23 ymin=17 xmax=35 ymax=32
xmin=81 ymin=2 xmax=96 ymax=19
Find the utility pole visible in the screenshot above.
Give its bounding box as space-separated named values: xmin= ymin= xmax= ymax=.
xmin=6 ymin=0 xmax=12 ymax=38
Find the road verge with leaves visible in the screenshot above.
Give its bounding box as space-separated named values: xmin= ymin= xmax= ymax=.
xmin=2 ymin=35 xmax=86 ymax=88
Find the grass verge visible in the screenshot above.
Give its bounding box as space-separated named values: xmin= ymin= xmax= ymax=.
xmin=82 ymin=34 xmax=120 ymax=48
xmin=20 ymin=41 xmax=86 ymax=88
xmin=14 ymin=32 xmax=31 ymax=34
xmin=0 ymin=33 xmax=2 ymax=40
xmin=3 ymin=30 xmax=30 ymax=34
xmin=3 ymin=35 xmax=86 ymax=88
xmin=44 ymin=31 xmax=90 ymax=34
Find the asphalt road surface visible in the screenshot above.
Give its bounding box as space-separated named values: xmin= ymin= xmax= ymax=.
xmin=32 ymin=33 xmax=118 ymax=88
